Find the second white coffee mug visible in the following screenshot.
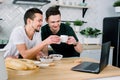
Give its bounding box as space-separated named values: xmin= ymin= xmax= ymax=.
xmin=60 ymin=35 xmax=68 ymax=43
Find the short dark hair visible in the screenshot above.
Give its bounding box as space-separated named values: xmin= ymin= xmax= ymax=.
xmin=46 ymin=6 xmax=61 ymax=20
xmin=24 ymin=8 xmax=43 ymax=24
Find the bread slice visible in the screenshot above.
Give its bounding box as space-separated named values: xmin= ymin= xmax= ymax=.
xmin=5 ymin=58 xmax=37 ymax=70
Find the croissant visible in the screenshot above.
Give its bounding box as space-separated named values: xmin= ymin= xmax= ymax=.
xmin=5 ymin=58 xmax=37 ymax=70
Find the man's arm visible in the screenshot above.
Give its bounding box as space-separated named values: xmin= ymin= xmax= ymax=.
xmin=16 ymin=35 xmax=60 ymax=60
xmin=42 ymin=45 xmax=49 ymax=56
xmin=16 ymin=41 xmax=47 ymax=60
xmin=73 ymin=42 xmax=83 ymax=53
xmin=67 ymin=36 xmax=83 ymax=53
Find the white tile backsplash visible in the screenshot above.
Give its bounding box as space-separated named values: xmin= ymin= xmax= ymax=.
xmin=0 ymin=0 xmax=117 ymax=41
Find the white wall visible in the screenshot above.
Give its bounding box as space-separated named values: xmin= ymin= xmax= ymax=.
xmin=0 ymin=0 xmax=118 ymax=43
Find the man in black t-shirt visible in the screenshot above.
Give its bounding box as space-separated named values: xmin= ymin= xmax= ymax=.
xmin=41 ymin=6 xmax=83 ymax=57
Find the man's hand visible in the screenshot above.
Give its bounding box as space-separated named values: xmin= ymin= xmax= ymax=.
xmin=67 ymin=36 xmax=77 ymax=45
xmin=44 ymin=35 xmax=61 ymax=45
xmin=36 ymin=52 xmax=46 ymax=60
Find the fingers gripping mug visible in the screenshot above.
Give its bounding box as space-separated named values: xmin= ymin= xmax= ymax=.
xmin=60 ymin=35 xmax=68 ymax=43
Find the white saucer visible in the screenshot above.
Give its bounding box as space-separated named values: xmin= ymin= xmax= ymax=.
xmin=34 ymin=61 xmax=41 ymax=65
xmin=38 ymin=63 xmax=49 ymax=68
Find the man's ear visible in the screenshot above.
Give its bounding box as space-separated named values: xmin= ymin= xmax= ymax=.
xmin=27 ymin=18 xmax=32 ymax=24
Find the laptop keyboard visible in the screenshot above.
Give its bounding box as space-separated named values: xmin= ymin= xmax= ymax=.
xmin=72 ymin=62 xmax=100 ymax=73
xmin=84 ymin=63 xmax=99 ymax=70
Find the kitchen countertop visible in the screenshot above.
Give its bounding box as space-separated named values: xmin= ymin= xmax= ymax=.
xmin=7 ymin=57 xmax=120 ymax=80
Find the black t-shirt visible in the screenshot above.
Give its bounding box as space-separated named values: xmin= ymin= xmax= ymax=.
xmin=41 ymin=23 xmax=80 ymax=57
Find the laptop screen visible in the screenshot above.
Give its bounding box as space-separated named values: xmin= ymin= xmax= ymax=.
xmin=99 ymin=41 xmax=111 ymax=71
xmin=71 ymin=41 xmax=111 ymax=74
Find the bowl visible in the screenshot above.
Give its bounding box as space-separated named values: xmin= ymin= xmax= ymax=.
xmin=49 ymin=54 xmax=63 ymax=60
xmin=39 ymin=56 xmax=53 ymax=63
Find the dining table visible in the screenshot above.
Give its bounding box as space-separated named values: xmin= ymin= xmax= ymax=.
xmin=7 ymin=57 xmax=120 ymax=80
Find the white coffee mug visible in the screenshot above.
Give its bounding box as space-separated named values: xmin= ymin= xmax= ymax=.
xmin=60 ymin=35 xmax=68 ymax=43
xmin=0 ymin=49 xmax=8 ymax=80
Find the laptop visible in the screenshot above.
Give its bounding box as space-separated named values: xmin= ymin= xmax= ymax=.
xmin=71 ymin=41 xmax=111 ymax=74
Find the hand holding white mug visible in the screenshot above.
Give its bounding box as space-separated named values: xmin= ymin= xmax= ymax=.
xmin=60 ymin=35 xmax=68 ymax=43
xmin=67 ymin=36 xmax=77 ymax=45
xmin=44 ymin=35 xmax=60 ymax=45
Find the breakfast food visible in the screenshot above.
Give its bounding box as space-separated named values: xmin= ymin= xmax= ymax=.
xmin=40 ymin=56 xmax=53 ymax=63
xmin=49 ymin=54 xmax=63 ymax=60
xmin=20 ymin=59 xmax=37 ymax=70
xmin=5 ymin=58 xmax=37 ymax=70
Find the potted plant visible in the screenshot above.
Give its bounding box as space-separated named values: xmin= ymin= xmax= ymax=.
xmin=0 ymin=39 xmax=8 ymax=48
xmin=65 ymin=21 xmax=71 ymax=26
xmin=80 ymin=27 xmax=102 ymax=44
xmin=73 ymin=19 xmax=84 ymax=32
xmin=113 ymin=0 xmax=120 ymax=12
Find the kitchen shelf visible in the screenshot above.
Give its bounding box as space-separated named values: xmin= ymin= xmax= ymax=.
xmin=13 ymin=0 xmax=50 ymax=6
xmin=54 ymin=4 xmax=89 ymax=18
xmin=55 ymin=4 xmax=89 ymax=8
xmin=0 ymin=18 xmax=3 ymax=20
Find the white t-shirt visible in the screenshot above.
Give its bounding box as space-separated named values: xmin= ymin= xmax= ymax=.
xmin=4 ymin=26 xmax=41 ymax=58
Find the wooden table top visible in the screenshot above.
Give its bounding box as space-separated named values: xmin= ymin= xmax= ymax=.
xmin=7 ymin=57 xmax=120 ymax=80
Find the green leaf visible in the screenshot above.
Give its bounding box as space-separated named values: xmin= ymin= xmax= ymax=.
xmin=74 ymin=20 xmax=84 ymax=26
xmin=80 ymin=27 xmax=102 ymax=37
xmin=113 ymin=0 xmax=120 ymax=7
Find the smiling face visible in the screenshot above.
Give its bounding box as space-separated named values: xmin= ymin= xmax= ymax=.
xmin=24 ymin=8 xmax=43 ymax=32
xmin=30 ymin=13 xmax=43 ymax=32
xmin=46 ymin=14 xmax=61 ymax=34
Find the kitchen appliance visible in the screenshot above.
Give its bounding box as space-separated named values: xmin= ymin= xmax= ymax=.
xmin=102 ymin=17 xmax=120 ymax=67
xmin=13 ymin=0 xmax=50 ymax=6
xmin=0 ymin=49 xmax=8 ymax=80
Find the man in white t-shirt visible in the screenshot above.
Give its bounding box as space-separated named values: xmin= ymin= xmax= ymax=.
xmin=4 ymin=8 xmax=60 ymax=60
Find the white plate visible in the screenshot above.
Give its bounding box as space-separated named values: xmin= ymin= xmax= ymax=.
xmin=38 ymin=63 xmax=49 ymax=68
xmin=34 ymin=61 xmax=41 ymax=65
